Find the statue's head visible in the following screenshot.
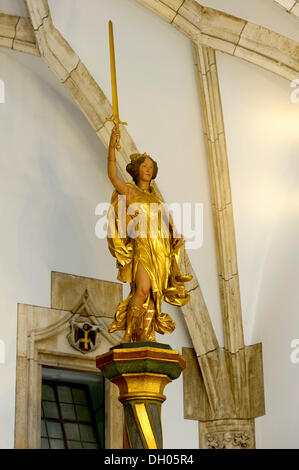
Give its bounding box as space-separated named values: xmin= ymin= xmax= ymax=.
xmin=126 ymin=153 xmax=158 ymax=185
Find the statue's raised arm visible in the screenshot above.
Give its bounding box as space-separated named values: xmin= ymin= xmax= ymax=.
xmin=107 ymin=124 xmax=136 ymax=205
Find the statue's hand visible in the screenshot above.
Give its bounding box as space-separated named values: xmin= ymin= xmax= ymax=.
xmin=172 ymin=235 xmax=184 ymax=251
xmin=109 ymin=125 xmax=120 ymax=148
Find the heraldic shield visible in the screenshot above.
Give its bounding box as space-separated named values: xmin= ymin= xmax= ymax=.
xmin=68 ymin=321 xmax=101 ymax=354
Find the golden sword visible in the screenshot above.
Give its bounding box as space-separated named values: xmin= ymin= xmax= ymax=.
xmin=106 ymin=20 xmax=127 ymax=151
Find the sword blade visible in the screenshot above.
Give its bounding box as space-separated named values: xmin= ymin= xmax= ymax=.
xmin=109 ymin=20 xmax=119 ymax=121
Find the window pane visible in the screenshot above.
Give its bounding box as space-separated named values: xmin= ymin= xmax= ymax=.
xmin=60 ymin=403 xmax=76 ymax=420
xmin=46 ymin=421 xmax=63 ymax=439
xmin=41 ymin=420 xmax=47 ymax=438
xmin=79 ymin=424 xmax=96 ymax=443
xmin=72 ymin=388 xmax=87 ymax=405
xmin=43 ymin=401 xmax=59 ymax=419
xmin=57 ymin=386 xmax=73 ymax=403
xmin=49 ymin=439 xmax=66 ymax=449
xmin=64 ymin=423 xmax=80 ymax=441
xmin=82 ymin=442 xmax=98 ymax=449
xmin=42 ymin=384 xmax=55 ymax=401
xmin=76 ymin=405 xmax=91 ymax=422
xmin=41 ymin=438 xmax=50 ymax=449
xmin=41 ymin=377 xmax=104 ymax=451
xmin=67 ymin=441 xmax=83 ymax=449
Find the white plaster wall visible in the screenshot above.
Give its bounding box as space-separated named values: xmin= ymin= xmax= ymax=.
xmin=0 ymin=0 xmax=26 ymax=17
xmin=216 ymin=51 xmax=299 ymax=448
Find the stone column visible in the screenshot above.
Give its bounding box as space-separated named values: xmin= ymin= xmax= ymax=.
xmin=96 ymin=342 xmax=185 ymax=449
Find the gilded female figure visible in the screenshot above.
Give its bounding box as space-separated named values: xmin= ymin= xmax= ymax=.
xmin=107 ymin=125 xmax=192 ymax=343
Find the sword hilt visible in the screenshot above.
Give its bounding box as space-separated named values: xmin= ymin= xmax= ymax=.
xmin=106 ymin=116 xmax=128 ymax=151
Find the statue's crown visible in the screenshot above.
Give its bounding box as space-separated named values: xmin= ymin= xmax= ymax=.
xmin=130 ymin=152 xmax=150 ymax=162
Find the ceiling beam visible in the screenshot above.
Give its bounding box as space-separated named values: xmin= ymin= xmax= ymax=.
xmin=0 ymin=13 xmax=38 ymax=55
xmin=135 ymin=0 xmax=299 ymax=81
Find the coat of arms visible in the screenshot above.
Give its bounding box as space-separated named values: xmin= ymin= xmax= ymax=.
xmin=68 ymin=321 xmax=101 ymax=354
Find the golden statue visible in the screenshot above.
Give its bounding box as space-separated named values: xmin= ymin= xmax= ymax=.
xmin=106 ymin=21 xmax=192 ymax=343
xmin=107 ymin=127 xmax=192 ymax=343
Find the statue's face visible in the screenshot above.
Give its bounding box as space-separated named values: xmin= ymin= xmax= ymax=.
xmin=139 ymin=157 xmax=154 ymax=182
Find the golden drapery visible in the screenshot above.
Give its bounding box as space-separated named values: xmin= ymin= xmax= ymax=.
xmin=107 ymin=183 xmax=190 ymax=337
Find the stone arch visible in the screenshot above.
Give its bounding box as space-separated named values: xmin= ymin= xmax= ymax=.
xmin=135 ymin=0 xmax=299 ymax=80
xmin=0 ymin=13 xmax=38 ymax=55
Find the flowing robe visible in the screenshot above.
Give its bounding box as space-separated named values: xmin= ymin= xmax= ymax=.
xmin=107 ymin=183 xmax=190 ymax=336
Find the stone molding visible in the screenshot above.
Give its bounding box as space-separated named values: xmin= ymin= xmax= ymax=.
xmin=135 ymin=0 xmax=299 ymax=80
xmin=199 ymin=419 xmax=255 ymax=449
xmin=183 ymin=346 xmax=265 ymax=422
xmin=51 ymin=271 xmax=123 ymax=320
xmin=14 ymin=273 xmax=124 ymax=449
xmin=192 ymin=45 xmax=244 ymax=354
xmin=0 ymin=12 xmax=38 ymax=55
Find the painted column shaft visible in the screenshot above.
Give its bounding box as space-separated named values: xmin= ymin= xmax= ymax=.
xmin=96 ymin=342 xmax=186 ymax=449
